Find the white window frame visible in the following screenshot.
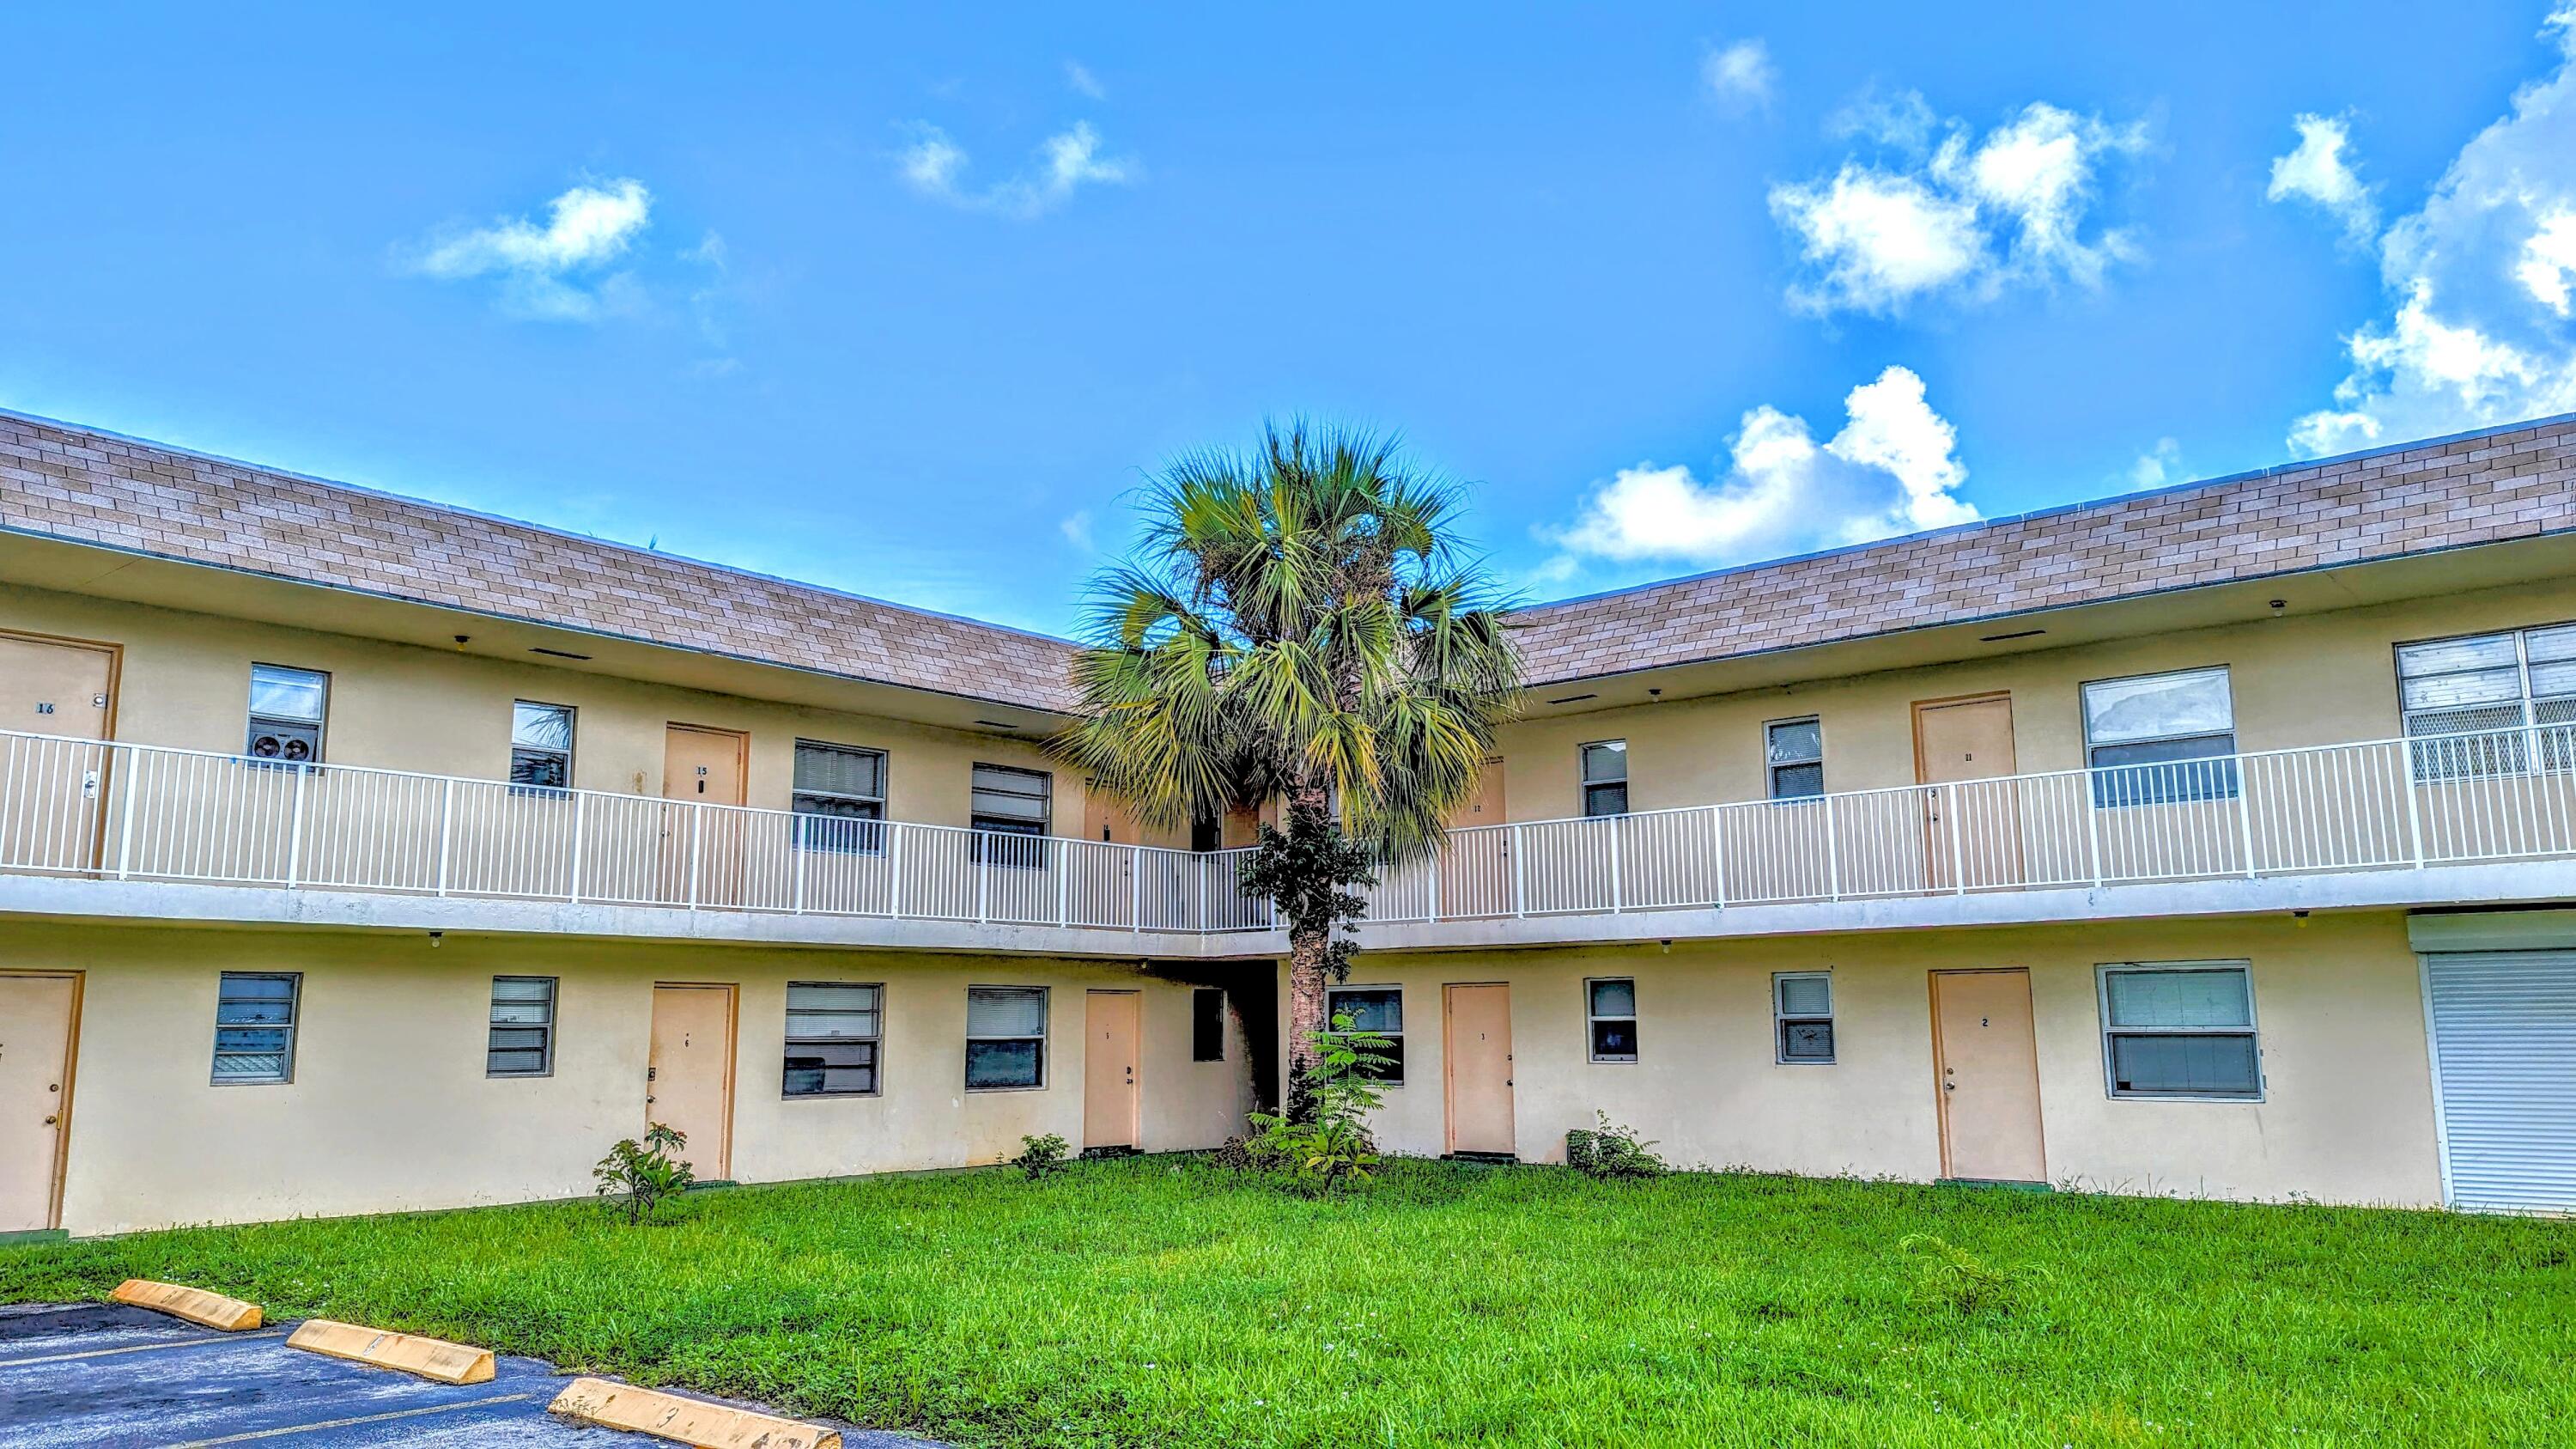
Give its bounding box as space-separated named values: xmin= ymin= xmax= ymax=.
xmin=1585 ymin=977 xmax=1638 ymax=1063
xmin=2095 ymin=960 xmax=2263 ymax=1102
xmin=1765 ymin=716 xmax=1824 ymax=800
xmin=486 ymin=975 xmax=557 ymax=1078
xmin=508 ymin=701 xmax=576 ymax=794
xmin=964 ymin=985 xmax=1048 ymax=1092
xmin=793 ymin=740 xmax=890 ymax=855
xmin=1773 ymin=971 xmax=1835 ymax=1064
xmin=245 ymin=663 xmax=329 ymax=764
xmin=783 ymin=981 xmax=884 ymax=1099
xmin=1578 ymin=740 xmax=1629 ymax=819
xmin=212 ymin=971 xmax=302 ymax=1085
xmin=970 ymin=764 xmax=1053 ymax=868
xmin=1325 ymin=984 xmax=1405 ymax=1085
xmin=2395 ymin=621 xmax=2576 ymax=779
xmin=2081 ymin=666 xmax=2239 ymax=806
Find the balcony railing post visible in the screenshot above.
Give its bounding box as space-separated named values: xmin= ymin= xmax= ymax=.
xmin=1427 ymin=844 xmax=1441 ymax=923
xmin=2233 ymin=755 xmax=2259 ymax=878
xmin=793 ymin=819 xmax=808 ymax=916
xmin=1947 ymin=785 xmax=1965 ymax=895
xmin=2396 ymin=742 xmax=2426 ymax=868
xmin=976 ymin=833 xmax=990 ymax=923
xmin=1608 ymin=820 xmax=1624 ymax=913
xmin=1823 ymin=795 xmax=1841 ymax=901
xmin=1057 ymin=841 xmax=1070 ymax=928
xmin=888 ymin=823 xmax=906 ymax=918
xmin=2083 ymin=770 xmax=2104 ymax=887
xmin=1511 ymin=823 xmax=1528 ymax=917
xmin=115 ymin=745 xmax=139 ymax=880
xmin=1708 ymin=805 xmax=1727 ymax=909
xmin=568 ymin=792 xmax=586 ymax=903
xmin=687 ymin=807 xmax=704 ymax=910
xmin=283 ymin=762 xmax=308 ymax=888
xmin=1195 ymin=855 xmax=1207 ymax=931
xmin=435 ymin=777 xmax=454 ymax=895
xmin=1130 ymin=846 xmax=1143 ymax=932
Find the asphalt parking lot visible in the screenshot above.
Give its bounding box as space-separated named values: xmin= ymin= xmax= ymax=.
xmin=0 ymin=1301 xmax=923 ymax=1447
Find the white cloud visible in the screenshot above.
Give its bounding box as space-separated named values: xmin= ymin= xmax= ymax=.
xmin=2288 ymin=9 xmax=2576 ymax=456
xmin=2266 ymin=113 xmax=2379 ymax=241
xmin=1701 ymin=40 xmax=1777 ymax=113
xmin=1542 ymin=366 xmax=1978 ymax=573
xmin=404 ymin=179 xmax=653 ymax=320
xmin=1060 ymin=510 xmax=1096 ymax=552
xmin=1066 ymin=61 xmax=1107 ymax=100
xmin=2126 ymin=437 xmax=2183 ymax=489
xmin=1771 ymin=95 xmax=2147 ymax=316
xmin=897 ymin=121 xmax=1139 ymax=219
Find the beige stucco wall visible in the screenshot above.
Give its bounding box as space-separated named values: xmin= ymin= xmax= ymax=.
xmin=10 ymin=920 xmax=1257 ymax=1235
xmin=1494 ymin=575 xmax=2576 ymax=821
xmin=0 ymin=582 xmax=1101 ymax=836
xmin=1291 ymin=910 xmax=2441 ymax=1206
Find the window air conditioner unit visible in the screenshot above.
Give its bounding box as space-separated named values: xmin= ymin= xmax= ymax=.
xmin=247 ymin=721 xmax=319 ymax=762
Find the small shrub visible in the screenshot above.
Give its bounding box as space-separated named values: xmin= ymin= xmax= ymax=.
xmin=1206 ymin=1135 xmax=1259 ymax=1172
xmin=1012 ymin=1133 xmax=1071 ymax=1179
xmin=1899 ymin=1233 xmax=2048 ymax=1316
xmin=1243 ymin=1012 xmax=1391 ymax=1196
xmin=1565 ymin=1112 xmax=1667 ymax=1179
xmin=593 ymin=1123 xmax=695 ymax=1225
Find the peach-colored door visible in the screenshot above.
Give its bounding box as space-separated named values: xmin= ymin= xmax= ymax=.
xmin=662 ymin=724 xmax=749 ymax=905
xmin=1443 ymin=983 xmax=1516 ymax=1157
xmin=1 ymin=973 xmax=80 ymax=1232
xmin=1930 ymin=969 xmax=2046 ymax=1183
xmin=1914 ymin=695 xmax=2019 ymax=891
xmin=0 ymin=632 xmax=118 ymax=874
xmin=647 ymin=983 xmax=735 ymax=1180
xmin=1438 ymin=758 xmax=1509 ymax=916
xmin=1083 ymin=990 xmax=1142 ymax=1153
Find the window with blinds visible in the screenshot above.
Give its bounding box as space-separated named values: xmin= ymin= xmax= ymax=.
xmin=970 ymin=764 xmax=1051 ymax=868
xmin=2081 ymin=667 xmax=2239 ymax=806
xmin=486 ymin=976 xmax=556 ymax=1077
xmin=965 ymin=985 xmax=1048 ymax=1090
xmin=212 ymin=972 xmax=301 ymax=1085
xmin=2098 ymin=962 xmax=2260 ymax=1099
xmin=2397 ymin=622 xmax=2576 ymax=778
xmin=784 ymin=982 xmax=882 ymax=1097
xmin=793 ymin=740 xmax=888 ymax=853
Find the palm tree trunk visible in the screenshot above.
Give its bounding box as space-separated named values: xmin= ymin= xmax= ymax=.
xmin=1282 ymin=778 xmax=1336 ymax=1123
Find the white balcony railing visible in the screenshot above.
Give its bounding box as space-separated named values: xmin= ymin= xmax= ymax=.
xmin=0 ymin=729 xmax=1273 ymax=934
xmin=1 ymin=723 xmax=2571 ymax=938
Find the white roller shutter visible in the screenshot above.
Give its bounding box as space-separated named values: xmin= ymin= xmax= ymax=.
xmin=2424 ymin=950 xmax=2576 ymax=1212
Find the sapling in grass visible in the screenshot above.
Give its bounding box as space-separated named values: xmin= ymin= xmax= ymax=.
xmin=592 ymin=1123 xmax=695 ymax=1226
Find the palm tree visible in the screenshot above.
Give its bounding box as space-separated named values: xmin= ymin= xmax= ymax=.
xmin=1051 ymin=423 xmax=1521 ymax=1114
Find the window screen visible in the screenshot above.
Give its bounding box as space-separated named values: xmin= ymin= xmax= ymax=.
xmin=509 ymin=702 xmax=575 ymax=791
xmin=213 ymin=971 xmax=301 ymax=1084
xmin=1587 ymin=977 xmax=1637 ymax=1062
xmin=794 ymin=740 xmax=888 ymax=853
xmin=487 ymin=976 xmax=556 ymax=1076
xmin=784 ymin=982 xmax=882 ymax=1097
xmin=1326 ymin=986 xmax=1404 ymax=1082
xmin=1775 ymin=972 xmax=1834 ymax=1063
xmin=2100 ymin=964 xmax=2260 ymax=1098
xmin=2397 ymin=623 xmax=2576 ymax=777
xmin=2082 ymin=667 xmax=2238 ymax=805
xmin=965 ymin=986 xmax=1047 ymax=1090
xmin=1765 ymin=718 xmax=1824 ymax=799
xmin=1580 ymin=741 xmax=1629 ymax=818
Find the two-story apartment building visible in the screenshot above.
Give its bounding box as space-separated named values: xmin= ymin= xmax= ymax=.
xmin=3 ymin=405 xmax=2573 ymax=1235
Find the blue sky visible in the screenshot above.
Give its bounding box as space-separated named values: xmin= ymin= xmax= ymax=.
xmin=7 ymin=3 xmax=2575 ymax=636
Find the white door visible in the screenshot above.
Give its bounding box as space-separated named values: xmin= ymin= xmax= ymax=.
xmin=2425 ymin=950 xmax=2576 ymax=1211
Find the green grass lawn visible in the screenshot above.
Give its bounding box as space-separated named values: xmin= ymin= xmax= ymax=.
xmin=5 ymin=1159 xmax=2570 ymax=1447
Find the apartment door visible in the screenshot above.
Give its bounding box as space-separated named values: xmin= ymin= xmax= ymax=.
xmin=647 ymin=983 xmax=735 ymax=1180
xmin=1083 ymin=990 xmax=1142 ymax=1154
xmin=1443 ymin=983 xmax=1516 ymax=1158
xmin=1914 ymin=694 xmax=2019 ymax=891
xmin=1 ymin=973 xmax=81 ymax=1233
xmin=662 ymin=724 xmax=749 ymax=905
xmin=1437 ymin=758 xmax=1509 ymax=917
xmin=1929 ymin=969 xmax=2046 ymax=1183
xmin=0 ymin=631 xmax=118 ymax=874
